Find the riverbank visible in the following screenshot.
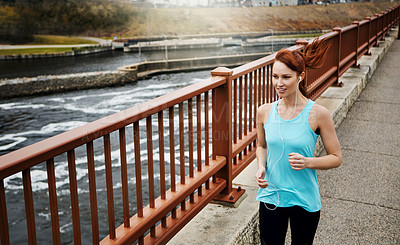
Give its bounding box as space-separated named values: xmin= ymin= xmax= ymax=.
xmin=125 ymin=2 xmax=399 ymax=37
xmin=0 ymin=44 xmax=112 ymax=60
xmin=0 ymin=35 xmax=113 ymax=60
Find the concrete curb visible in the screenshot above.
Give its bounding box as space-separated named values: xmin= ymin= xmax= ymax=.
xmin=167 ymin=27 xmax=398 ymax=245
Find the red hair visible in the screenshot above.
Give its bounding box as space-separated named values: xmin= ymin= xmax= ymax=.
xmin=274 ymin=37 xmax=331 ymax=95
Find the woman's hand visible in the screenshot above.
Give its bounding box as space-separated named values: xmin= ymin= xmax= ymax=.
xmin=255 ymin=167 xmax=268 ymax=188
xmin=288 ymin=153 xmax=309 ymax=171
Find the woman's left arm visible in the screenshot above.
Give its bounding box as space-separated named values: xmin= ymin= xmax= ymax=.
xmin=289 ymin=105 xmax=342 ymax=170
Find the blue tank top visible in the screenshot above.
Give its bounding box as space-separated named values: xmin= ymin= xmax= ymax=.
xmin=256 ymin=99 xmax=321 ymax=212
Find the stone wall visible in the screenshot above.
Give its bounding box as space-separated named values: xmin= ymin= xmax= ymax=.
xmin=0 ymin=71 xmax=137 ymax=99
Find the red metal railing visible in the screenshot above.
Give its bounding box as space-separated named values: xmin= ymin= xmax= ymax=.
xmin=0 ymin=4 xmax=399 ymax=245
xmin=299 ymin=5 xmax=400 ymax=100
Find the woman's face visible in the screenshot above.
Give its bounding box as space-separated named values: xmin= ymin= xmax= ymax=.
xmin=272 ymin=61 xmax=301 ymax=98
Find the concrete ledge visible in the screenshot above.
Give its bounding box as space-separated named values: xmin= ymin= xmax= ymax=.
xmin=168 ymin=28 xmax=398 ymax=245
xmin=0 ymin=71 xmax=137 ymax=99
xmin=0 ymin=45 xmax=112 ymax=60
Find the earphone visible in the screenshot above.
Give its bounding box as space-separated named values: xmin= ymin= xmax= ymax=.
xmin=264 ymin=76 xmax=301 ymax=211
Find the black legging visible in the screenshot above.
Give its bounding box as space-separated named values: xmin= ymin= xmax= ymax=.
xmin=259 ymin=202 xmax=320 ymax=245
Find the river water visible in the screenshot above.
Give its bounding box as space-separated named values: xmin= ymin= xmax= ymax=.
xmin=0 ymin=44 xmax=286 ymax=244
xmin=1 ymin=69 xmax=213 ymax=244
xmin=0 ymin=45 xmax=279 ymax=79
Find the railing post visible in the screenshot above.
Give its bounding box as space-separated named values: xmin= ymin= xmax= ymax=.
xmin=381 ymin=11 xmax=387 ymax=39
xmin=210 ymin=67 xmax=245 ymax=205
xmin=332 ymin=27 xmax=343 ymax=87
xmin=0 ymin=180 xmax=10 ymax=245
xmin=365 ymin=17 xmax=372 ymax=54
xmin=352 ymin=21 xmax=360 ymax=68
xmin=375 ymin=13 xmax=381 ymax=45
xmin=389 ymin=8 xmax=394 ymax=29
xmin=398 ymin=23 xmax=400 ymax=40
xmin=398 ymin=6 xmax=400 ymax=40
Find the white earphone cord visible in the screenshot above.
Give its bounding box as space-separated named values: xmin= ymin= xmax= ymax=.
xmin=264 ymin=77 xmax=301 ymax=211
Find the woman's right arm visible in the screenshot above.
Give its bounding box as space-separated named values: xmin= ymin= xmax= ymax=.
xmin=255 ymin=104 xmax=270 ymax=189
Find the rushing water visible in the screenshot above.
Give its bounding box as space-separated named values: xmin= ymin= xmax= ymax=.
xmin=0 ymin=69 xmax=212 ymax=244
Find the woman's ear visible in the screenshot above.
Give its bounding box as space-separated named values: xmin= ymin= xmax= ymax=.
xmin=299 ymin=72 xmax=305 ymax=82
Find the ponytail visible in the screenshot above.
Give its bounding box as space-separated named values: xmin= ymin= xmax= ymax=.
xmin=275 ymin=37 xmax=330 ymax=74
xmin=302 ymin=37 xmax=331 ymax=69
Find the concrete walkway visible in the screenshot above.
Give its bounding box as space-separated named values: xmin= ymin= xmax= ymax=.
xmin=314 ymin=39 xmax=400 ymax=244
xmin=169 ymin=29 xmax=399 ymax=245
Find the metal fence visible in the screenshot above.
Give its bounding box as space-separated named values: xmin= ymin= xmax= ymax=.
xmin=0 ymin=4 xmax=399 ymax=245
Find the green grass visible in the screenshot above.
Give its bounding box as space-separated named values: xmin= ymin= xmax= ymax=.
xmin=0 ymin=35 xmax=102 ymax=55
xmin=26 ymin=35 xmax=99 ymax=45
xmin=0 ymin=47 xmax=75 ymax=56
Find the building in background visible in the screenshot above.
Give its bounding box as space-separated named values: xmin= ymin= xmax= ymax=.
xmin=135 ymin=0 xmax=354 ymax=7
xmin=141 ymin=0 xmax=307 ymax=7
xmin=145 ymin=0 xmax=240 ymax=7
xmin=251 ymin=0 xmax=299 ymax=6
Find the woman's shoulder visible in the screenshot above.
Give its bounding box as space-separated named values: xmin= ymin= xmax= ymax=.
xmin=311 ymin=103 xmax=332 ymax=121
xmin=258 ymin=102 xmax=274 ymax=114
xmin=257 ymin=102 xmax=275 ymax=123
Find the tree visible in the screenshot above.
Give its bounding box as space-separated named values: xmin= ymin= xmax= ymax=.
xmin=0 ymin=6 xmax=19 ymax=41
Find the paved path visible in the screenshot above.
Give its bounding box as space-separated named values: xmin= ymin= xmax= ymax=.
xmin=315 ymin=40 xmax=400 ymax=244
